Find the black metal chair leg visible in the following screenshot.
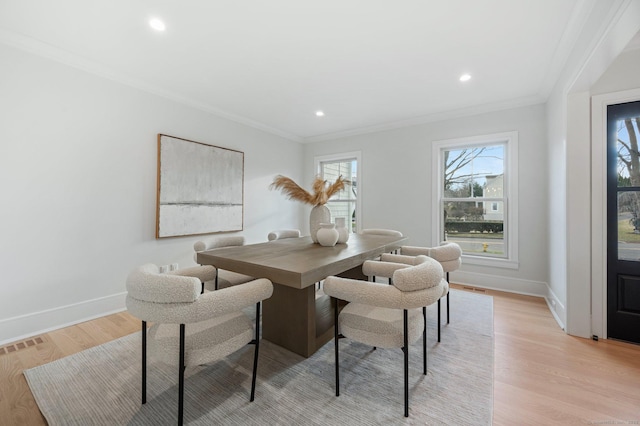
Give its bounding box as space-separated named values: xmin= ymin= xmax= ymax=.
xmin=403 ymin=309 xmax=409 ymax=418
xmin=422 ymin=307 xmax=427 ymax=375
xmin=437 ymin=299 xmax=441 ymax=342
xmin=334 ymin=297 xmax=340 ymax=397
xmin=447 ymin=290 xmax=450 ymax=324
xmin=178 ymin=324 xmax=185 ymax=426
xmin=250 ymin=302 xmax=261 ymax=401
xmin=142 ymin=321 xmax=147 ymax=405
xmin=446 ymin=272 xmax=451 ymax=324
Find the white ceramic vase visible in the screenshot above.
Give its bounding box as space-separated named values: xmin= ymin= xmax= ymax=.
xmin=335 ymin=217 xmax=349 ymax=244
xmin=310 ymin=204 xmax=331 ymax=243
xmin=317 ymin=223 xmax=339 ymax=247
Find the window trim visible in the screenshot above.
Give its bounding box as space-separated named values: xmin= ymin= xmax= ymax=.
xmin=314 ymin=151 xmax=362 ymax=234
xmin=431 ymin=132 xmax=519 ymax=269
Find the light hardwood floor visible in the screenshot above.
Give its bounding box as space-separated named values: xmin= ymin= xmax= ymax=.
xmin=1 ymin=286 xmax=638 ymax=425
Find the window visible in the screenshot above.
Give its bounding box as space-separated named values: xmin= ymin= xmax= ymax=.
xmin=432 ymin=132 xmax=518 ymax=268
xmin=315 ymin=152 xmax=360 ymax=233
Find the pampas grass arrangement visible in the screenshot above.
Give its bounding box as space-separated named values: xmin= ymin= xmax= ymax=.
xmin=270 ymin=175 xmax=348 ymax=206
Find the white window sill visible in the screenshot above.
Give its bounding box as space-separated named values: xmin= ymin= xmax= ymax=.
xmin=462 ymin=254 xmax=519 ymax=270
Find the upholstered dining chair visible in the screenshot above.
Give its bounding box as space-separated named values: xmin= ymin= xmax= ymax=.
xmin=381 ymin=242 xmax=462 ymax=342
xmin=323 ymin=256 xmax=446 ymax=417
xmin=126 ymin=264 xmax=273 ymax=426
xmin=359 ymin=228 xmax=404 ymax=270
xmin=360 ymin=228 xmax=403 ymax=238
xmin=193 ymin=236 xmax=255 ymax=290
xmin=267 ymin=229 xmax=301 ymax=241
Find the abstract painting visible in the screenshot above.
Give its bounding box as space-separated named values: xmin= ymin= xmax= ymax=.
xmin=156 ymin=134 xmax=244 ymax=238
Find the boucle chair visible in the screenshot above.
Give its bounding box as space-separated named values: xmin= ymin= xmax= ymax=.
xmin=267 ymin=229 xmax=301 ymax=241
xmin=323 ymin=256 xmax=446 ymax=418
xmin=193 ymin=235 xmax=255 ymax=290
xmin=360 ymin=228 xmax=404 ymax=269
xmin=126 ymin=264 xmax=273 ymax=426
xmin=381 ymin=241 xmax=462 ymax=342
xmin=360 ymin=228 xmax=403 ymax=237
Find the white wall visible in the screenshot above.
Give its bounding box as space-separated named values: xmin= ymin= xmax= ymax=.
xmin=0 ymin=43 xmax=304 ymax=344
xmin=304 ymin=104 xmax=549 ymax=296
xmin=545 ymin=84 xmax=568 ymax=327
xmin=591 ymin=47 xmax=640 ymax=95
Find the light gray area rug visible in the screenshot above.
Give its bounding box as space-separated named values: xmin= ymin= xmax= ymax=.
xmin=25 ymin=289 xmax=493 ymax=425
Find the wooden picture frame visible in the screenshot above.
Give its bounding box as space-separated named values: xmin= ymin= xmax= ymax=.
xmin=156 ymin=134 xmax=244 ymax=238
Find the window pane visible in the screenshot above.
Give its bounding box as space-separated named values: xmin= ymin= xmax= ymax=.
xmin=443 ymin=145 xmax=504 ymax=198
xmin=322 ymin=160 xmax=356 ymax=200
xmin=321 ymin=159 xmax=357 ymax=232
xmin=445 ymin=200 xmax=505 ymax=257
xmin=616 ymin=117 xmax=640 ymax=188
xmin=327 ymin=201 xmax=356 ymax=232
xmin=618 ymin=191 xmax=640 ymax=261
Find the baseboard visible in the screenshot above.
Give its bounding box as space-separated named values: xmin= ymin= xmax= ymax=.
xmin=0 ymin=292 xmax=127 ymax=346
xmin=451 ymin=270 xmax=548 ymax=297
xmin=451 ymin=270 xmax=567 ymax=331
xmin=544 ymin=286 xmax=566 ymax=331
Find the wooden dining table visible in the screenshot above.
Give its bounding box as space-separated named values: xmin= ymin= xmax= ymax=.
xmin=196 ymin=233 xmax=407 ymax=357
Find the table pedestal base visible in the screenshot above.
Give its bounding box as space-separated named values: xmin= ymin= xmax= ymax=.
xmin=262 ymin=264 xmax=367 ymax=358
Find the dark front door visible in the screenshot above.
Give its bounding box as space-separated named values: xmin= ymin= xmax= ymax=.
xmin=607 ymin=100 xmax=640 ymax=344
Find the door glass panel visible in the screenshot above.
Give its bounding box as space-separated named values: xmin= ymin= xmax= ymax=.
xmin=615 ymin=117 xmax=640 ymax=187
xmin=617 ymin=191 xmax=640 ymax=261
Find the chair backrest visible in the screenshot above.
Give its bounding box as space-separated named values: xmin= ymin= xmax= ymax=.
xmin=392 ymin=255 xmax=444 ymax=292
xmin=361 ymin=228 xmax=403 ymax=237
xmin=429 ymin=242 xmax=462 ymax=272
xmin=401 ymin=242 xmax=462 ymax=273
xmin=193 ymin=236 xmax=245 ymax=263
xmin=126 ymin=264 xmax=201 ymax=305
xmin=194 ymin=236 xmax=245 ymax=252
xmin=267 ymin=229 xmax=301 ymax=241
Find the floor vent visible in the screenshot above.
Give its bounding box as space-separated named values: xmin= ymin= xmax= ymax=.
xmin=0 ymin=336 xmax=46 ymax=356
xmin=463 ymin=286 xmax=487 ymax=293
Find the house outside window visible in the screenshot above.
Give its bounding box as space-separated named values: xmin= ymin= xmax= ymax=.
xmin=315 ymin=152 xmax=360 ymax=233
xmin=432 ymin=132 xmax=519 ymax=269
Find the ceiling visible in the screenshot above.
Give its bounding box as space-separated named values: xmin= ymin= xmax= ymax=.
xmin=0 ymin=0 xmax=605 ymax=142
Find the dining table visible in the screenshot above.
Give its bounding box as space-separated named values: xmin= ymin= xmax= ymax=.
xmin=196 ymin=233 xmax=407 ymax=358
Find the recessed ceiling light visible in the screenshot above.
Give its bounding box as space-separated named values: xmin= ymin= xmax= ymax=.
xmin=315 ymin=111 xmax=325 ymax=117
xmin=459 ymin=73 xmax=472 ymax=82
xmin=149 ymin=18 xmax=166 ymax=31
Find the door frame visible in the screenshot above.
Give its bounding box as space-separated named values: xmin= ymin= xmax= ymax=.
xmin=591 ymin=88 xmax=640 ymax=339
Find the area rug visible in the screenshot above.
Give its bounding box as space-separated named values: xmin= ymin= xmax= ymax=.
xmin=24 ymin=289 xmax=493 ymax=425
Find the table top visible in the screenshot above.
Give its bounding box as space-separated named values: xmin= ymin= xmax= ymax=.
xmin=197 ymin=233 xmax=406 ymax=289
